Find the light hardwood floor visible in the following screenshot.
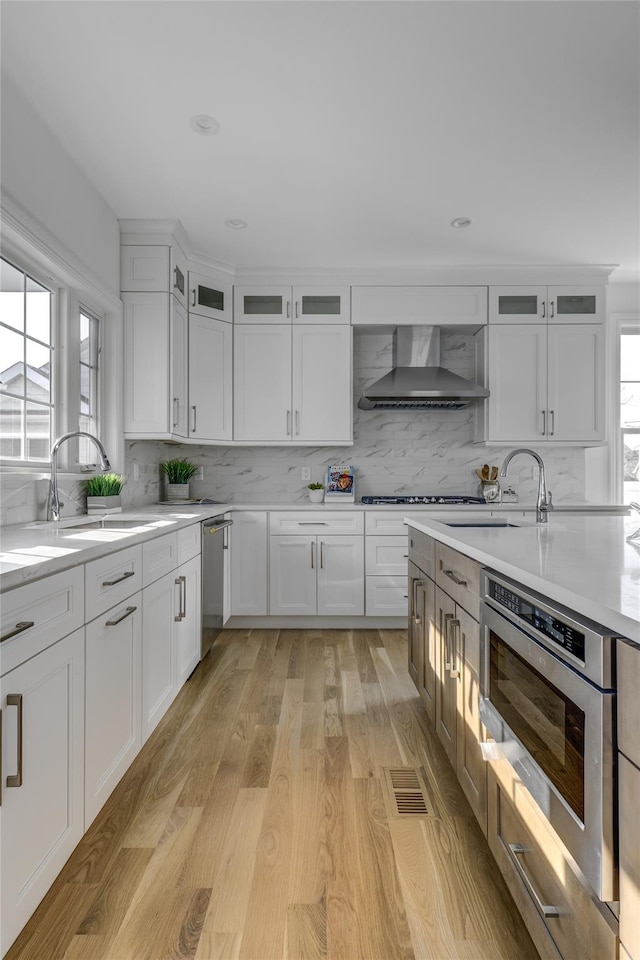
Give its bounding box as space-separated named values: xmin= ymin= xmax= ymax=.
xmin=6 ymin=629 xmax=539 ymax=960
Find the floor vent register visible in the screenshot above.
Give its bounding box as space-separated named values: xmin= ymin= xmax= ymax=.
xmin=382 ymin=766 xmax=435 ymax=819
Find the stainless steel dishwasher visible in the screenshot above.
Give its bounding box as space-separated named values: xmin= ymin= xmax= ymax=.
xmin=201 ymin=513 xmax=233 ymax=658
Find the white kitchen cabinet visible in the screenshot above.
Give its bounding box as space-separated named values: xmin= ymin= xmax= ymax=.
xmin=85 ymin=596 xmax=142 ymax=827
xmin=174 ymin=553 xmax=201 ymax=687
xmin=270 ymin=534 xmax=364 ymax=616
xmin=188 ymin=313 xmax=233 ymax=441
xmin=234 ymin=284 xmax=350 ymax=324
xmin=0 ymin=628 xmax=85 ymax=959
xmin=351 ymin=285 xmax=487 ymax=327
xmin=365 ymin=576 xmax=408 ymax=618
xmin=123 ymin=292 xmax=189 ymax=439
xmin=121 ymin=242 xmax=188 ymax=308
xmin=230 ymin=511 xmax=268 ymax=616
xmin=476 ymin=323 xmax=605 ymax=444
xmin=489 ymin=285 xmax=604 ymax=324
xmin=188 ymin=269 xmax=232 ymax=323
xmin=141 ymin=571 xmax=175 ymax=741
xmin=234 ymin=323 xmax=352 ymax=443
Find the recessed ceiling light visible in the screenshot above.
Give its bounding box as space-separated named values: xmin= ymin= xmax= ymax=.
xmin=451 ymin=217 xmax=472 ymax=229
xmin=189 ymin=114 xmax=220 ymax=136
xmin=225 ymin=219 xmax=248 ymax=230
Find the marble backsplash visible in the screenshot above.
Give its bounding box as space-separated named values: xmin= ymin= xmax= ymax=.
xmin=0 ymin=330 xmax=586 ymax=525
xmin=124 ymin=330 xmax=586 ymax=509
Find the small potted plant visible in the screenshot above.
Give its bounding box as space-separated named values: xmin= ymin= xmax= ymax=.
xmin=307 ymin=481 xmax=325 ymax=504
xmin=161 ymin=458 xmax=199 ymax=501
xmin=84 ymin=473 xmax=124 ymax=514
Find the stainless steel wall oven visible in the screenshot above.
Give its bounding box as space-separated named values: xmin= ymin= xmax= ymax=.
xmin=479 ymin=570 xmax=617 ymax=903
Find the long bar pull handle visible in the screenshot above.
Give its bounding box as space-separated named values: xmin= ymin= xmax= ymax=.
xmin=542 ymin=410 xmax=546 ymax=436
xmin=412 ymin=579 xmax=419 ymax=623
xmin=192 ymin=290 xmax=197 ymax=308
xmin=102 ymin=570 xmax=135 ymax=587
xmin=549 ymin=300 xmax=555 ymax=319
xmin=442 ymin=568 xmax=467 ymax=588
xmin=286 ymin=410 xmax=291 ymax=436
xmin=1 ymin=621 xmax=35 ymax=644
xmin=311 ymin=541 xmax=315 ymax=569
xmin=541 ymin=300 xmax=546 ymax=319
xmin=507 ymin=844 xmax=560 ymax=919
xmin=6 ymin=694 xmax=23 ymax=788
xmin=174 ymin=577 xmax=186 ymax=621
xmin=449 ymin=619 xmax=461 ymax=679
xmin=192 ymin=405 xmax=197 ymax=433
xmin=295 ymin=410 xmax=300 ymax=435
xmin=105 ymin=605 xmax=137 ymax=627
xmin=320 ymin=541 xmax=324 ymax=569
xmin=295 ymin=300 xmax=300 ymax=319
xmin=549 ymin=410 xmax=555 ymax=436
xmin=297 ymin=521 xmax=328 ymax=526
xmin=443 ymin=613 xmax=454 ymax=670
xmin=286 ymin=300 xmax=291 ymax=319
xmin=173 ymin=397 xmax=179 ymax=428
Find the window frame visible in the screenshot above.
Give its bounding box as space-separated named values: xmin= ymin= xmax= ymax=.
xmin=616 ymin=317 xmax=640 ymax=503
xmin=0 ymin=228 xmax=123 ymax=478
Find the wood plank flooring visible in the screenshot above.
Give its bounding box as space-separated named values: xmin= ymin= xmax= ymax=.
xmin=6 ymin=629 xmax=539 ymax=960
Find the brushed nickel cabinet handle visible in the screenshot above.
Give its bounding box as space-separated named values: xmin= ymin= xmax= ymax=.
xmin=105 ymin=605 xmax=137 ymax=627
xmin=191 ymin=290 xmax=196 ymax=307
xmin=286 ymin=300 xmax=291 ymax=319
xmin=549 ymin=300 xmax=555 ymax=319
xmin=295 ymin=410 xmax=300 ymax=435
xmin=295 ymin=300 xmax=300 ymax=319
xmin=191 ymin=405 xmax=197 ymax=433
xmin=287 ymin=410 xmax=291 ymax=436
xmin=311 ymin=541 xmax=315 ymax=569
xmin=449 ymin=619 xmax=461 ymax=679
xmin=541 ymin=300 xmax=546 ymax=319
xmin=320 ymin=541 xmax=324 ymax=569
xmin=413 ymin=579 xmax=424 ymax=624
xmin=1 ymin=620 xmax=35 ymax=644
xmin=6 ymin=694 xmax=23 ymax=788
xmin=549 ymin=410 xmax=555 ymax=436
xmin=102 ymin=570 xmax=135 ymax=587
xmin=173 ymin=397 xmax=179 ymax=428
xmin=443 ymin=612 xmax=454 ymax=670
xmin=507 ymin=843 xmax=560 ymax=919
xmin=298 ymin=521 xmax=328 ymax=525
xmin=542 ymin=410 xmax=546 ymax=436
xmin=443 ymin=568 xmax=467 ymax=587
xmin=174 ymin=576 xmax=185 ymax=621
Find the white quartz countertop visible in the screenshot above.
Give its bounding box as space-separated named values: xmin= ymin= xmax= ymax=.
xmin=405 ymin=513 xmax=640 ymax=641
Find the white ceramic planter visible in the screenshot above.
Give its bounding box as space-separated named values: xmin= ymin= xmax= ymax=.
xmin=167 ymin=483 xmax=190 ymax=501
xmin=308 ymin=489 xmax=325 ymax=504
xmin=87 ymin=495 xmax=122 ymax=514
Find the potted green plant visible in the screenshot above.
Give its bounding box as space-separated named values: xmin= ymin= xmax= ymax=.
xmin=161 ymin=458 xmax=199 ymax=501
xmin=83 ymin=473 xmax=124 ymax=514
xmin=307 ymin=481 xmax=325 ymax=504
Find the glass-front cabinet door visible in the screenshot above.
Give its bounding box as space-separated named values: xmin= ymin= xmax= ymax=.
xmin=234 ymin=286 xmax=292 ymax=323
xmin=548 ymin=286 xmax=604 ymax=324
xmin=188 ymin=271 xmax=232 ymax=323
xmin=293 ymin=286 xmax=350 ymax=324
xmin=489 ymin=287 xmax=547 ymax=323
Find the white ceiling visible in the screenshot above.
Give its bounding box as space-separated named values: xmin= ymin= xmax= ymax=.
xmin=1 ymin=1 xmax=639 ymax=281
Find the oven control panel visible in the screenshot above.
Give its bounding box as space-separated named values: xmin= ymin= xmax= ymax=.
xmin=489 ymin=580 xmax=586 ymax=662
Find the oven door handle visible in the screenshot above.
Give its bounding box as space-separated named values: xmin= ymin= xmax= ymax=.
xmin=507 ymin=843 xmax=560 ymax=919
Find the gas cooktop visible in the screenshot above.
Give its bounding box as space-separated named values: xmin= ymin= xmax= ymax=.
xmin=360 ymin=495 xmax=486 ymax=505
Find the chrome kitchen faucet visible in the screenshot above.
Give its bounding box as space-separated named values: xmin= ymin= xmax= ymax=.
xmin=47 ymin=431 xmax=112 ymax=522
xmin=500 ymin=448 xmax=552 ymax=524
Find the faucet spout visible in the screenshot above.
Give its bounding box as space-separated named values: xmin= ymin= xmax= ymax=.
xmin=47 ymin=431 xmax=112 ymax=522
xmin=499 ymin=448 xmax=552 ymax=523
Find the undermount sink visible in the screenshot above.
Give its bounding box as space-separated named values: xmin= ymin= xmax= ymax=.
xmin=443 ymin=521 xmax=521 ymax=528
xmin=65 ymin=519 xmax=153 ymax=530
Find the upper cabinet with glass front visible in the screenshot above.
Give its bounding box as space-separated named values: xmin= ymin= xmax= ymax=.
xmin=489 ymin=285 xmax=605 ymax=324
xmin=234 ymin=285 xmax=350 ymax=324
xmin=188 ymin=270 xmax=232 ymax=323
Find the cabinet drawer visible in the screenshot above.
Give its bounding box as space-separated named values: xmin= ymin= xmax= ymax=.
xmin=85 ymin=545 xmax=142 ymax=621
xmin=488 ymin=762 xmax=616 ymax=960
xmin=618 ymin=639 xmax=640 ymax=769
xmin=177 ymin=522 xmax=201 ymax=565
xmin=269 ymin=511 xmax=364 ymax=535
xmin=365 ymin=576 xmax=408 ymax=617
xmin=408 ymin=528 xmax=436 ymax=580
xmin=435 ymin=543 xmax=481 ymax=619
xmin=1 ymin=567 xmax=84 ymax=675
xmin=142 ymin=533 xmax=178 ymax=588
xmin=365 ymin=511 xmax=433 ymax=535
xmin=365 ymin=536 xmax=408 ymax=575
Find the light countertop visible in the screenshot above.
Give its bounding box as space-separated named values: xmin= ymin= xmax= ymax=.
xmin=405 ymin=513 xmax=640 ymax=641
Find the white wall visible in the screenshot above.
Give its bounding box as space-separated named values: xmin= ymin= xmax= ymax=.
xmin=1 ymin=76 xmax=120 ymax=294
xmin=124 ymin=331 xmax=587 ymax=509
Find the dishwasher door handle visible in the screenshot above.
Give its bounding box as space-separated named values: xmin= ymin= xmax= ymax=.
xmin=205 ymin=519 xmax=234 ymax=535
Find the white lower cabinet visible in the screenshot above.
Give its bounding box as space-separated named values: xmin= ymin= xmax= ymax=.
xmin=174 ymin=554 xmax=201 ymax=687
xmin=269 ymin=534 xmax=364 ymax=616
xmin=230 ymin=511 xmax=268 ymax=616
xmin=85 ymin=596 xmax=142 ymax=827
xmin=1 ymin=627 xmax=85 ymax=958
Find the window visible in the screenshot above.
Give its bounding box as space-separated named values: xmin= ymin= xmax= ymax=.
xmin=79 ymin=307 xmax=100 ymax=464
xmin=0 ymin=257 xmax=53 ymax=462
xmin=621 ymin=328 xmax=640 ymax=504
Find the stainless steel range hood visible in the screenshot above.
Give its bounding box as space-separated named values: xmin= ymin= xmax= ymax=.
xmin=358 ymin=326 xmax=489 ymax=410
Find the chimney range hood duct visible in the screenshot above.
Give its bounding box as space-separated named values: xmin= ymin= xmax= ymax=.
xmin=358 ymin=326 xmax=490 ymax=411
